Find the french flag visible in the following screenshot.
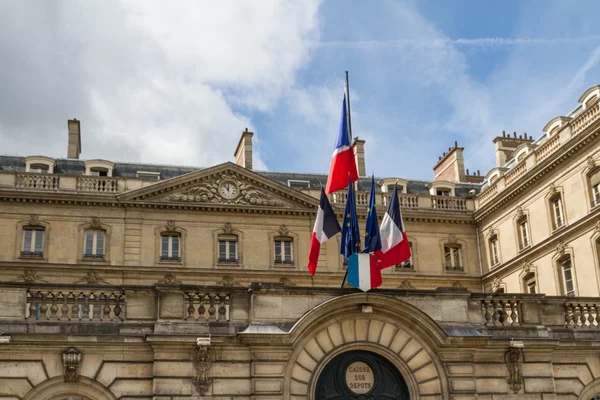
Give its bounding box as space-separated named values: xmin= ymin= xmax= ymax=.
xmin=325 ymin=92 xmax=359 ymax=194
xmin=347 ymin=253 xmax=382 ymax=292
xmin=308 ymin=188 xmax=341 ymax=276
xmin=375 ymin=184 xmax=411 ymax=269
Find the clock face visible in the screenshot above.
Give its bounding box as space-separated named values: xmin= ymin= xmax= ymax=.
xmin=219 ymin=181 xmax=239 ymax=199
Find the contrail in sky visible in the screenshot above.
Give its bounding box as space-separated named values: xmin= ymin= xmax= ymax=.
xmin=315 ymin=36 xmax=600 ymax=49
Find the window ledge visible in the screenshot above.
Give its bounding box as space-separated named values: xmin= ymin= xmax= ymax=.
xmin=518 ymin=245 xmax=531 ymax=253
xmin=272 ymin=263 xmax=296 ymax=269
xmin=81 ymin=256 xmax=107 ymax=263
xmin=217 ymin=261 xmax=242 ymax=268
xmin=18 ymin=255 xmax=45 ymax=262
xmin=394 ymin=265 xmax=415 ymax=272
xmin=445 ymin=267 xmax=465 ymax=274
xmin=158 ymin=259 xmax=183 ymax=265
xmin=552 ymin=224 xmax=567 ymax=233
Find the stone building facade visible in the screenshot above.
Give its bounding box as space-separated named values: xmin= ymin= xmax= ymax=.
xmin=0 ymin=86 xmax=599 ymax=399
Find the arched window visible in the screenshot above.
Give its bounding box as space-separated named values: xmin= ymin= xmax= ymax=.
xmin=84 ymin=229 xmax=105 ymax=258
xmin=444 ymin=244 xmax=463 ymax=272
xmin=586 ymin=94 xmax=598 ymax=108
xmin=218 ymin=234 xmax=238 ymax=263
xmin=517 ymin=152 xmax=526 ymax=162
xmin=489 ymin=175 xmax=498 ymax=184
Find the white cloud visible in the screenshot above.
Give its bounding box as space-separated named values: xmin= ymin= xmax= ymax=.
xmin=0 ymin=0 xmax=322 ymax=170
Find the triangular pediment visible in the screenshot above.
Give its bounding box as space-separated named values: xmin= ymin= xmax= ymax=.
xmin=118 ymin=162 xmax=318 ymax=210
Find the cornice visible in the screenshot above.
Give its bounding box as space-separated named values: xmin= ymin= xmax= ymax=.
xmin=474 ymin=120 xmax=600 ymax=222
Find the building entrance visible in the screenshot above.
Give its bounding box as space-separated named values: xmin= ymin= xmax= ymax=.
xmin=315 ymin=350 xmax=410 ymax=399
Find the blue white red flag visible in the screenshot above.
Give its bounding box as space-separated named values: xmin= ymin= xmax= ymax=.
xmin=308 ymin=188 xmax=341 ymax=276
xmin=347 ymin=253 xmax=382 ymax=292
xmin=375 ymin=184 xmax=411 ymax=269
xmin=325 ymin=92 xmax=359 ymax=194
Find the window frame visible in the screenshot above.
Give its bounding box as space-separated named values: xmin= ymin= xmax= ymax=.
xmin=21 ymin=226 xmax=45 ymax=257
xmin=395 ymin=241 xmax=414 ymax=271
xmin=444 ymin=244 xmax=463 ymax=272
xmin=550 ymin=194 xmax=566 ymax=230
xmin=274 ymin=237 xmax=294 ymax=265
xmin=160 ymin=233 xmax=181 ymax=261
xmin=84 ymin=230 xmax=106 ymax=259
xmin=559 ymin=256 xmax=576 ymax=296
xmin=489 ymin=234 xmax=500 ymax=267
xmin=516 ymin=217 xmax=531 ymax=250
xmin=218 ymin=235 xmax=238 ymax=264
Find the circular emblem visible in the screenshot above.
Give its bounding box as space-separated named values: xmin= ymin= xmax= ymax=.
xmin=345 ymin=361 xmax=374 ymax=394
xmin=218 ymin=180 xmax=239 ymax=199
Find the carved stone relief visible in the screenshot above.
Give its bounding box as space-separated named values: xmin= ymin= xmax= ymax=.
xmin=165 ymin=220 xmax=177 ymax=232
xmin=192 ymin=345 xmax=213 ymax=395
xmin=75 ymin=271 xmax=108 ymax=285
xmin=223 ymin=222 xmax=233 ymax=234
xmin=14 ymin=270 xmax=47 ymax=283
xmin=28 ymin=214 xmax=41 ymax=226
xmin=398 ymin=280 xmax=415 ymax=289
xmin=62 ymin=347 xmax=82 ymax=383
xmin=90 ymin=217 xmax=102 ymax=229
xmin=164 ymin=173 xmax=287 ymax=207
xmin=556 ymin=241 xmax=566 ymax=256
xmin=278 ymin=224 xmax=289 ymax=236
xmin=587 ymin=155 xmax=597 ymax=170
xmin=505 ymin=346 xmax=523 ymax=393
xmin=217 ymin=276 xmax=241 ymax=287
xmin=158 ymin=273 xmax=181 ymax=285
xmin=447 ymin=233 xmax=458 ymax=244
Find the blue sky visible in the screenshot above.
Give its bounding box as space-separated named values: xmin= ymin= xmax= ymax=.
xmin=1 ymin=1 xmax=600 ymax=181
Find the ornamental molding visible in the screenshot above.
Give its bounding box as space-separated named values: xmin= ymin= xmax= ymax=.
xmin=587 ymin=155 xmax=597 ymax=170
xmin=505 ymin=346 xmax=523 ymax=393
xmin=163 ymin=172 xmax=289 ymax=208
xmin=192 ymin=344 xmax=213 ymax=395
xmin=515 ymin=206 xmax=525 ymax=220
xmin=398 ymin=280 xmax=415 ymax=289
xmin=555 ymin=241 xmax=566 ymax=256
xmin=521 ymin=260 xmax=533 ymax=275
xmin=90 ymin=217 xmax=102 ymax=229
xmin=594 ymin=219 xmax=600 ymax=233
xmin=547 ymin=183 xmax=558 ymax=197
xmin=14 ymin=269 xmax=47 ymax=283
xmin=158 ymin=273 xmax=181 ymax=285
xmin=165 ymin=220 xmax=177 ymax=232
xmin=278 ymin=224 xmax=290 ymax=236
xmin=491 ymin=276 xmax=504 ymax=292
xmin=62 ymin=347 xmax=82 ymax=383
xmin=217 ymin=276 xmax=242 ymax=287
xmin=447 ymin=233 xmax=458 ymax=244
xmin=223 ymin=222 xmax=233 ymax=234
xmin=75 ymin=271 xmax=108 ymax=285
xmin=279 ymin=277 xmax=296 ymax=287
xmin=27 ymin=214 xmax=41 ymax=226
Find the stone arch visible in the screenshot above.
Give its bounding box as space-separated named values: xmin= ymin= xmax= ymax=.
xmin=579 ymin=378 xmax=600 ymax=399
xmin=284 ymin=293 xmax=450 ymax=399
xmin=23 ymin=376 xmax=117 ymax=400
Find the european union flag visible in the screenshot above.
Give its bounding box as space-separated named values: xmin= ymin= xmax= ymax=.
xmin=362 ymin=175 xmax=382 ymax=253
xmin=340 ymin=179 xmax=361 ymax=258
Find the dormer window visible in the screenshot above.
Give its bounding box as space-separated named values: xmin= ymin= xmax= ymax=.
xmin=84 ymin=160 xmax=114 ymax=177
xmin=586 ymin=95 xmax=597 ymax=108
xmin=287 ymin=180 xmax=310 ymax=189
xmin=90 ymin=168 xmax=108 ymax=177
xmin=517 ymin=152 xmax=526 ymax=163
xmin=436 ymin=188 xmax=451 ymax=196
xmin=137 ymin=171 xmax=161 ymax=180
xmin=24 ymin=156 xmax=56 ymax=174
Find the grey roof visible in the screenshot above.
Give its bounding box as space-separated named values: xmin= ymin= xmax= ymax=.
xmin=0 ymin=156 xmax=481 ymax=197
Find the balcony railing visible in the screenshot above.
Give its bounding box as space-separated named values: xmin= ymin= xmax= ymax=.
xmin=572 ymin=98 xmax=600 ymax=136
xmin=15 ymin=173 xmax=60 ymax=191
xmin=76 ymin=176 xmax=118 ymax=193
xmin=331 ymin=192 xmax=468 ymax=211
xmin=564 ymin=301 xmax=599 ymax=328
xmin=431 ymin=196 xmax=467 ymax=211
xmin=504 ymin=161 xmax=526 ymax=186
xmin=26 ymin=289 xmax=125 ymax=321
xmin=535 ymin=134 xmax=561 ymax=163
xmin=184 ymin=291 xmax=230 ymax=321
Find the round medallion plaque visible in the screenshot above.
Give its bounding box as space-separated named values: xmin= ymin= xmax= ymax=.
xmin=345 ymin=361 xmax=375 ymax=394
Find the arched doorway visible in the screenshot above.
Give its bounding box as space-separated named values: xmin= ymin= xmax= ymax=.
xmin=315 ymin=350 xmax=410 ymax=399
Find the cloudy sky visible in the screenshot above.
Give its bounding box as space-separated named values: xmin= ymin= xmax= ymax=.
xmin=1 ymin=1 xmax=599 ymax=180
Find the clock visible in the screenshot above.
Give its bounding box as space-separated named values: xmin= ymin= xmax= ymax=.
xmin=219 ymin=181 xmax=239 ymax=199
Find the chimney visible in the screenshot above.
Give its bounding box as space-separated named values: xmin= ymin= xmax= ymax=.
xmin=234 ymin=128 xmax=253 ymax=169
xmin=492 ymin=131 xmax=534 ymax=167
xmin=67 ymin=119 xmax=81 ymax=159
xmin=433 ymin=142 xmax=466 ymax=182
xmin=353 ymin=137 xmax=366 ymax=177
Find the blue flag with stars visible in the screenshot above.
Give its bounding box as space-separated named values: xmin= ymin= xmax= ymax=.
xmin=340 ymin=179 xmax=361 ymax=258
xmin=362 ymin=175 xmax=382 ymax=253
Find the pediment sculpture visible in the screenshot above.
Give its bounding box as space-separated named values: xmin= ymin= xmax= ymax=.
xmin=163 ymin=173 xmax=288 ymax=207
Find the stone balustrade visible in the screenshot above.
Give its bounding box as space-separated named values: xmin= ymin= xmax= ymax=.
xmin=504 ymin=161 xmax=527 ymax=186
xmin=331 ymin=192 xmax=468 ymax=211
xmin=431 ymin=195 xmax=467 ymax=211
xmin=534 ymin=134 xmax=561 ymax=163
xmin=26 ymin=288 xmax=125 ymax=321
xmin=479 ymin=297 xmax=522 ymax=326
xmin=571 ymin=97 xmax=600 ymax=136
xmin=76 ymin=176 xmax=119 ymax=193
xmin=184 ymin=290 xmax=231 ymax=321
xmin=564 ymin=301 xmax=599 ymax=328
xmin=15 ymin=173 xmax=60 ymax=191
xmin=477 ymin=183 xmax=498 ymax=207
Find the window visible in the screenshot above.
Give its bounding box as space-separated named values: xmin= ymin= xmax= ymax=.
xmin=29 ymin=164 xmax=49 ymax=174
xmin=161 ymin=233 xmax=180 ymax=261
xmin=136 ymin=171 xmax=160 ymax=180
xmin=550 ymin=194 xmax=565 ymax=230
xmin=287 ymin=180 xmax=310 ymax=189
xmin=517 ymin=217 xmax=530 ymax=250
xmin=84 ymin=230 xmax=105 ymax=258
xmin=524 ymin=273 xmax=536 ymax=294
xmin=274 ymin=238 xmax=293 ymax=264
xmin=549 ymin=126 xmax=560 ymax=137
xmin=387 ymin=184 xmax=404 ymax=192
xmin=437 ymin=188 xmax=451 ymax=196
xmin=90 ymin=168 xmax=108 ymax=176
xmin=489 ymin=235 xmax=500 ymax=266
xmin=444 ymin=245 xmax=463 ymax=271
xmin=22 ymin=227 xmax=44 ymax=257
xmin=517 ymin=152 xmax=526 ymax=162
xmin=395 ymin=242 xmax=414 ymax=270
xmin=218 ymin=236 xmax=238 ymax=263
xmin=590 ymin=169 xmax=600 ymax=208
xmin=586 ymin=95 xmax=598 ymax=108
xmin=559 ymin=256 xmax=576 ymax=296
xmin=489 ymin=175 xmax=498 ymax=184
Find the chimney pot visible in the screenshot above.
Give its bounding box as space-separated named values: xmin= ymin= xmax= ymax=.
xmin=454 ymin=141 xmax=458 ymax=147
xmin=466 ymin=168 xmax=469 ymax=175
xmin=477 ymin=170 xmax=480 ymax=176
